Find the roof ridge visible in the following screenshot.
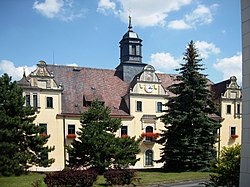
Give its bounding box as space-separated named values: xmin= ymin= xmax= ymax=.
xmin=47 ymin=64 xmax=116 ymax=72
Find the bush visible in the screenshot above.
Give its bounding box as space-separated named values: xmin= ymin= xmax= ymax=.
xmin=104 ymin=169 xmax=136 ymax=186
xmin=44 ymin=169 xmax=98 ymax=187
xmin=204 ymin=144 xmax=240 ymax=187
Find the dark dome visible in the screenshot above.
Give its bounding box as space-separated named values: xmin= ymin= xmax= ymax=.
xmin=122 ymin=30 xmax=140 ymax=40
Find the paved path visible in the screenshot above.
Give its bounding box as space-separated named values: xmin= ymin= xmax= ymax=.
xmin=143 ymin=180 xmax=206 ymax=187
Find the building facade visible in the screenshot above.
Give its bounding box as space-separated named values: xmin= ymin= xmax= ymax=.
xmin=211 ymin=76 xmax=242 ymax=156
xmin=18 ymin=19 xmax=242 ymax=172
xmin=240 ymin=0 xmax=250 ymax=186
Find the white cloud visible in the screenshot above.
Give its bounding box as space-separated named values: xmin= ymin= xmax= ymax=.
xmin=168 ymin=20 xmax=191 ymax=30
xmin=213 ymin=53 xmax=242 ymax=82
xmin=185 ymin=4 xmax=214 ymax=26
xmin=33 ymin=0 xmax=63 ymax=18
xmin=97 ymin=0 xmax=192 ymax=27
xmin=149 ymin=52 xmax=180 ymax=72
xmin=167 ymin=4 xmax=218 ymax=30
xmin=0 ymin=60 xmax=36 ymax=81
xmin=66 ymin=63 xmax=78 ymax=66
xmin=97 ymin=0 xmax=117 ymax=15
xmin=33 ymin=0 xmax=86 ymax=21
xmin=195 ymin=41 xmax=220 ymax=59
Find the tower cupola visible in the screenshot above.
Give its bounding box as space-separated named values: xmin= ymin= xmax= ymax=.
xmin=120 ymin=16 xmax=143 ymax=64
xmin=116 ymin=17 xmax=146 ymax=83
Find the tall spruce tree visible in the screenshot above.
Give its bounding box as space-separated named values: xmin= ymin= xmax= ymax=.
xmin=157 ymin=41 xmax=220 ymax=171
xmin=0 ymin=73 xmax=54 ymax=176
xmin=67 ymin=100 xmax=141 ymax=174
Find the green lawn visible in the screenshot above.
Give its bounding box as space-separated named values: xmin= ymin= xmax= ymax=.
xmin=0 ymin=171 xmax=211 ymax=187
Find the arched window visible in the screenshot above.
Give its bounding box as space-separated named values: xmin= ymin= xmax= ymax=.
xmin=145 ymin=150 xmax=153 ymax=166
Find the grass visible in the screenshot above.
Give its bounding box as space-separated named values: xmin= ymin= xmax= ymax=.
xmin=0 ymin=173 xmax=47 ymax=187
xmin=0 ymin=170 xmax=211 ymax=187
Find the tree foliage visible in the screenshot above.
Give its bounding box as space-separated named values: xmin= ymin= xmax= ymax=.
xmin=157 ymin=41 xmax=221 ymax=171
xmin=205 ymin=144 xmax=240 ymax=187
xmin=67 ymin=100 xmax=141 ymax=174
xmin=0 ymin=73 xmax=54 ymax=176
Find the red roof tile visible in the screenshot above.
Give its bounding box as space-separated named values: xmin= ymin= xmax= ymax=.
xmin=47 ymin=65 xmax=129 ymax=116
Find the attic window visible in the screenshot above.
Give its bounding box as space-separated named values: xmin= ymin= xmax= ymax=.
xmin=83 ymin=99 xmax=91 ymax=107
xmin=230 ymin=92 xmax=237 ymax=98
xmin=37 ymin=80 xmax=47 ymax=88
xmin=73 ymin=67 xmax=80 ymax=71
xmin=83 ymin=94 xmax=104 ymax=107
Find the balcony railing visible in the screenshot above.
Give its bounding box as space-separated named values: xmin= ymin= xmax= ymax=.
xmin=231 ymin=134 xmax=239 ymax=139
xmin=39 ymin=133 xmax=48 ymax=137
xmin=141 ymin=132 xmax=160 ymax=143
xmin=67 ymin=134 xmax=76 ymax=139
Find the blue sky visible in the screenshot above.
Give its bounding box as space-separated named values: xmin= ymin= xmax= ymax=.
xmin=0 ymin=0 xmax=242 ymax=83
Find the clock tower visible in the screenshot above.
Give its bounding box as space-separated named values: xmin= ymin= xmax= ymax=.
xmin=116 ymin=16 xmax=147 ymax=83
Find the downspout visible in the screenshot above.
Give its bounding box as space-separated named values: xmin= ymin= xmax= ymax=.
xmin=63 ymin=115 xmax=66 ymax=168
xmin=218 ymin=127 xmax=221 ymax=158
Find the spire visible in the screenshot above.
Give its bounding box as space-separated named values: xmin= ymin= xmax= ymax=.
xmin=128 ymin=16 xmax=132 ymax=31
xmin=23 ymin=67 xmax=26 ymax=77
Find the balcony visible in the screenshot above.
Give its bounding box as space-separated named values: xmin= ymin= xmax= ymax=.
xmin=231 ymin=134 xmax=239 ymax=139
xmin=121 ymin=134 xmax=129 ymax=138
xmin=39 ymin=133 xmax=48 ymax=137
xmin=141 ymin=132 xmax=160 ymax=144
xmin=67 ymin=134 xmax=76 ymax=139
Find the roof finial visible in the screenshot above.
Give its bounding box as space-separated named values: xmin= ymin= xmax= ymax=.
xmin=23 ymin=67 xmax=26 ymax=77
xmin=128 ymin=14 xmax=132 ymax=31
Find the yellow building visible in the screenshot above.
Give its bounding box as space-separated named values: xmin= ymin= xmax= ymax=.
xmin=211 ymin=76 xmax=242 ymax=156
xmin=17 ymin=19 xmax=242 ymax=171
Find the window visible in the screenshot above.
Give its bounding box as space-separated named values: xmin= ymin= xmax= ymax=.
xmin=231 ymin=127 xmax=236 ymax=136
xmin=39 ymin=123 xmax=47 ymax=135
xmin=136 ymin=101 xmax=142 ymax=112
xmin=226 ymin=105 xmax=231 ymax=114
xmin=145 ymin=150 xmax=153 ymax=166
xmin=46 ymin=97 xmax=53 ymax=108
xmin=157 ymin=102 xmax=162 ymax=112
xmin=41 ymin=152 xmax=48 ymax=160
xmin=230 ymin=92 xmax=237 ymax=98
xmin=131 ymin=45 xmax=136 ymax=55
xmin=121 ymin=126 xmax=128 ymax=136
xmin=145 ymin=126 xmax=153 ymax=141
xmin=68 ymin=125 xmax=75 ymax=135
xmin=26 ymin=94 xmax=30 ymax=107
xmin=33 ymin=94 xmax=38 ymax=108
xmin=237 ymin=104 xmax=241 ymax=114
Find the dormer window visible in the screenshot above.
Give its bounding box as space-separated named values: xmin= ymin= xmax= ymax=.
xmin=83 ymin=94 xmax=104 ymax=107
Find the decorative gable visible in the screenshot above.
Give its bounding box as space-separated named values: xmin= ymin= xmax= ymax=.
xmin=223 ymin=76 xmax=241 ymax=99
xmin=139 ymin=65 xmax=160 ymax=82
xmin=29 ymin=61 xmax=63 ymax=90
xmin=129 ymin=65 xmax=167 ymax=95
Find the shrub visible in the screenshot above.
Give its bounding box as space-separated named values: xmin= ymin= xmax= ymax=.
xmin=204 ymin=144 xmax=240 ymax=187
xmin=104 ymin=169 xmax=136 ymax=185
xmin=44 ymin=169 xmax=98 ymax=187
